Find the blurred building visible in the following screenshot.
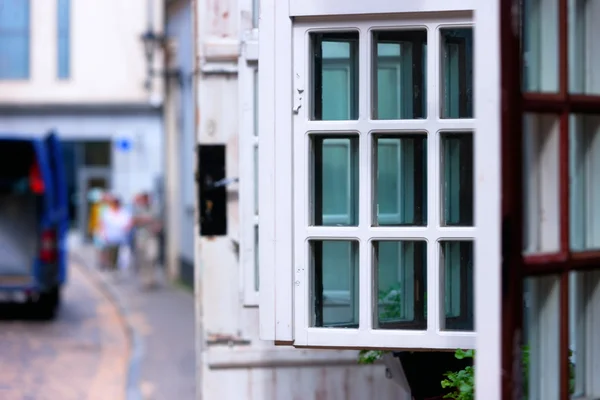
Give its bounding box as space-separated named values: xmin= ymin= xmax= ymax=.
xmin=0 ymin=0 xmax=165 ymax=241
xmin=163 ymin=0 xmax=195 ymax=284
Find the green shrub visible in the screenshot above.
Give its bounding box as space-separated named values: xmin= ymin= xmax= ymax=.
xmin=440 ymin=349 xmax=475 ymax=400
xmin=358 ymin=350 xmax=386 ymax=364
xmin=441 ymin=346 xmax=574 ymax=400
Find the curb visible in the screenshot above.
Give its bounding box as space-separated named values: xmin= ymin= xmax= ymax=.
xmin=70 ymin=253 xmax=144 ymax=400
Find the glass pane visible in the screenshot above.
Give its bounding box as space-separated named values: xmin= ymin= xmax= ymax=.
xmin=374 ymin=135 xmax=427 ymax=226
xmin=0 ymin=0 xmax=30 ymax=30
xmin=440 ymin=241 xmax=474 ymax=331
xmin=570 ymin=115 xmax=600 ymax=251
xmin=311 ymin=32 xmax=359 ymax=121
xmin=523 ymin=114 xmax=560 ymax=255
xmin=58 ymin=34 xmax=69 ymax=79
xmin=57 ymin=0 xmax=69 ymax=79
xmin=440 ymin=28 xmax=473 ymax=119
xmin=253 ymin=69 xmax=258 ymax=136
xmin=252 ymin=0 xmax=258 ymax=28
xmin=523 ymin=275 xmax=561 ymax=400
xmin=85 ymin=141 xmax=111 ymax=166
xmin=522 ymin=0 xmax=559 ymax=92
xmin=254 ymin=225 xmax=259 ymax=291
xmin=0 ymin=34 xmax=29 ymax=79
xmin=569 ymin=270 xmax=600 ymax=398
xmin=372 ymin=30 xmax=427 ymax=120
xmin=312 ymin=136 xmax=358 ymax=226
xmin=253 ymin=145 xmax=258 ymax=215
xmin=441 ymin=133 xmax=473 ymax=226
xmin=311 ymin=240 xmax=359 ymax=328
xmin=374 ymin=241 xmax=426 ymax=330
xmin=568 ymin=0 xmax=600 ymax=94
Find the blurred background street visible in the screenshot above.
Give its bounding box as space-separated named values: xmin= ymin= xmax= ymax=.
xmin=0 ymin=261 xmax=128 ymax=400
xmin=0 ymin=0 xmax=400 ymax=398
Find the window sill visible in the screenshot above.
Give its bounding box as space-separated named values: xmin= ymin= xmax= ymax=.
xmin=206 ymin=347 xmax=363 ymax=369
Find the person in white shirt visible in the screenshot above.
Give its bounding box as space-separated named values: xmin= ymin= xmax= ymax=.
xmin=100 ymin=196 xmax=132 ymax=270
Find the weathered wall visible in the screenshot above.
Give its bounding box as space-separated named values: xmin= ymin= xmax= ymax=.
xmin=0 ymin=0 xmax=164 ymax=105
xmin=193 ymin=0 xmax=410 ymax=398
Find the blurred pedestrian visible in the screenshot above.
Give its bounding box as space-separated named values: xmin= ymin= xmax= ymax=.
xmin=133 ymin=192 xmax=161 ymax=288
xmin=100 ymin=196 xmax=133 ymax=271
xmin=129 ymin=193 xmax=143 ymax=272
xmin=88 ymin=190 xmax=110 ymax=269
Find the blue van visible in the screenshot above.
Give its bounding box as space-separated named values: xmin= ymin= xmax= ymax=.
xmin=0 ymin=130 xmax=68 ymax=319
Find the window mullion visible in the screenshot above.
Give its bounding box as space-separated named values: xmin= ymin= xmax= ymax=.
xmin=427 ymin=21 xmax=440 ymax=332
xmin=239 ymin=45 xmax=259 ymax=305
xmin=358 ymin=27 xmax=372 ymax=332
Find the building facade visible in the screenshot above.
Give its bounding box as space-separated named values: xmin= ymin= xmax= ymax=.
xmin=164 ymin=0 xmax=195 ymax=285
xmin=192 ymin=0 xmax=407 ymax=398
xmin=0 ymin=0 xmax=165 ymax=240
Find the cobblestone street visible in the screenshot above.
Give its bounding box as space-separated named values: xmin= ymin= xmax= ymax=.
xmin=0 ymin=264 xmax=130 ymax=400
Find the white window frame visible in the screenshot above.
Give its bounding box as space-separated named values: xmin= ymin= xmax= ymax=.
xmin=473 ymin=1 xmax=501 ymax=400
xmin=259 ymin=3 xmax=501 ymax=387
xmin=292 ymin=17 xmax=476 ymax=349
xmin=240 ymin=27 xmax=260 ymax=306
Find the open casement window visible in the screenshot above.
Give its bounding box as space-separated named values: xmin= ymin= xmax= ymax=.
xmin=501 ymin=0 xmax=600 ymax=398
xmin=239 ymin=29 xmax=259 ymax=306
xmin=278 ymin=14 xmax=476 ymax=350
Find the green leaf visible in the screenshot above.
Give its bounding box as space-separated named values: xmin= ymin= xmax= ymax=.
xmin=357 ymin=350 xmax=385 ymax=364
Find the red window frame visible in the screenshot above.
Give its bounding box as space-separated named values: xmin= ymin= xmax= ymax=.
xmin=501 ymin=0 xmax=600 ymax=398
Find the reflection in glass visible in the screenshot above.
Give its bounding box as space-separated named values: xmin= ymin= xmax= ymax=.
xmin=522 ymin=0 xmax=559 ymax=92
xmin=253 ymin=69 xmax=258 ymax=136
xmin=57 ymin=0 xmax=70 ymax=79
xmin=372 ymin=30 xmax=427 ymax=120
xmin=253 ymin=145 xmax=258 ymax=215
xmin=312 ymin=136 xmax=359 ymax=226
xmin=523 ymin=275 xmax=561 ymax=400
xmin=441 ymin=241 xmax=474 ymax=331
xmin=441 ymin=133 xmax=473 ymax=226
xmin=311 ymin=240 xmax=359 ymax=328
xmin=375 ymin=135 xmax=427 ymax=226
xmin=570 ymin=115 xmax=600 ymax=251
xmin=0 ymin=0 xmax=30 ymax=79
xmin=84 ymin=141 xmax=111 ymax=166
xmin=440 ymin=28 xmax=473 ymax=118
xmin=569 ymin=270 xmax=600 ymax=398
xmin=254 ymin=225 xmax=259 ymax=291
xmin=252 ymin=0 xmax=258 ymax=28
xmin=311 ymin=32 xmax=359 ymax=120
xmin=568 ymin=0 xmax=600 ymax=94
xmin=523 ymin=114 xmax=560 ymax=254
xmin=374 ymin=241 xmax=426 ymax=330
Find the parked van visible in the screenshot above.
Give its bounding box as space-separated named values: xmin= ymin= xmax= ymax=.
xmin=0 ymin=131 xmax=68 ymax=319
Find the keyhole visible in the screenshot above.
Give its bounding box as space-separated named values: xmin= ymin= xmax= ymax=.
xmin=205 ymin=200 xmax=213 ymax=219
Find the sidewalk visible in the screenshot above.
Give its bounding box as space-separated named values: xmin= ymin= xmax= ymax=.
xmin=70 ymin=245 xmax=196 ymax=400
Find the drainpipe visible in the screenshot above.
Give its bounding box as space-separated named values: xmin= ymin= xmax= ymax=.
xmin=162 ymin=5 xmax=181 ymax=283
xmin=191 ymin=0 xmax=203 ymax=398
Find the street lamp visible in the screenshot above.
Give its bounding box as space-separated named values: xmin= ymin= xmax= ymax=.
xmin=140 ymin=27 xmax=184 ymax=91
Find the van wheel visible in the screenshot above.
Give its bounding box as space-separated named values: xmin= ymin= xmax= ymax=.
xmin=33 ymin=287 xmax=60 ymax=320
